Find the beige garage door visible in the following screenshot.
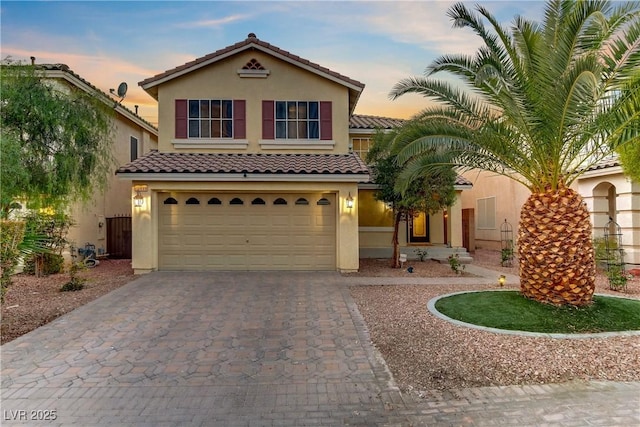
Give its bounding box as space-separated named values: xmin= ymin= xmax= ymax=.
xmin=158 ymin=193 xmax=336 ymax=270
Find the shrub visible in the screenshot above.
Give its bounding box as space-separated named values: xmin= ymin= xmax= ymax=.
xmin=60 ymin=277 xmax=84 ymax=292
xmin=22 ymin=211 xmax=72 ymax=277
xmin=448 ymin=253 xmax=465 ymax=275
xmin=414 ymin=248 xmax=429 ymax=262
xmin=23 ymin=253 xmax=64 ymax=276
xmin=0 ymin=220 xmax=26 ymax=302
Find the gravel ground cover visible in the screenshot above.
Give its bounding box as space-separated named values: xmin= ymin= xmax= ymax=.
xmin=349 ymin=250 xmax=640 ymax=396
xmin=1 ymin=259 xmax=135 ymax=344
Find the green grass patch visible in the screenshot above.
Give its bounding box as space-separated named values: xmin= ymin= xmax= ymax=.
xmin=434 ymin=291 xmax=640 ymax=334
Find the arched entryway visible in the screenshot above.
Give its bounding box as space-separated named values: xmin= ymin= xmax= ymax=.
xmin=592 ymin=181 xmax=617 ymax=232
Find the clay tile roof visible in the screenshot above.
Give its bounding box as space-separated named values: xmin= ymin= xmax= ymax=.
xmin=363 ymin=166 xmax=472 ymax=188
xmin=350 ymin=114 xmax=405 ymax=130
xmin=587 ymin=156 xmax=620 ymax=171
xmin=454 ymin=175 xmax=473 ymax=186
xmin=139 ymin=33 xmax=365 ymax=92
xmin=116 ymin=151 xmax=369 ymax=176
xmin=35 ymin=63 xmax=157 ymax=133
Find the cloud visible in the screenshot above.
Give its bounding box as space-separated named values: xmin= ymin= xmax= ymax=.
xmin=361 ymin=2 xmax=484 ymax=56
xmin=358 ymin=1 xmax=544 ymax=56
xmin=176 ymin=13 xmax=251 ymax=28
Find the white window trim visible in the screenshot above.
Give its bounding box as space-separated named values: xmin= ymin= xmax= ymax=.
xmin=237 ymin=69 xmax=270 ymax=78
xmin=172 ymin=139 xmax=248 ymax=149
xmin=259 ymin=139 xmax=335 ymax=150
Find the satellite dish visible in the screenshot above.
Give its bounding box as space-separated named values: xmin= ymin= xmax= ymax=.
xmin=116 ymin=82 xmax=128 ymax=98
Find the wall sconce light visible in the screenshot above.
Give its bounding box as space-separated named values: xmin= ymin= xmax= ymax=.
xmin=498 ymin=275 xmax=506 ymax=287
xmin=133 ymin=191 xmax=144 ymax=208
xmin=346 ymin=192 xmax=354 ymax=209
xmin=133 ymin=185 xmax=148 ymax=208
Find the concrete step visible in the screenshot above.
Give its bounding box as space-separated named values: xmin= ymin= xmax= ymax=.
xmin=432 ymin=256 xmax=473 ymax=265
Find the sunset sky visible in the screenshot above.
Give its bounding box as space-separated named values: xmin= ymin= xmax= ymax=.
xmin=1 ymin=1 xmax=544 ymax=126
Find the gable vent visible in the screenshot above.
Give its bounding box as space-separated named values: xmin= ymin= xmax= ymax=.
xmin=238 ymin=58 xmax=270 ymax=79
xmin=243 ymin=58 xmax=265 ymax=70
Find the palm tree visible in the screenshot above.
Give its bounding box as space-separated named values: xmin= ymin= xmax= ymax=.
xmin=390 ymin=0 xmax=640 ymax=306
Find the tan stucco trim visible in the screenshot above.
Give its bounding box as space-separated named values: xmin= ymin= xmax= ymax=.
xmin=259 ymin=140 xmax=335 ymax=150
xmin=448 ymin=191 xmax=464 ymax=248
xmin=172 ymin=139 xmax=249 ymax=149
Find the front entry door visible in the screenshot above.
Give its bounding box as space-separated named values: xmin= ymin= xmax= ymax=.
xmin=408 ymin=212 xmax=429 ymax=243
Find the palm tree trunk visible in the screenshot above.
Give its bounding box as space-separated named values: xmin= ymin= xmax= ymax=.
xmin=518 ymin=186 xmax=595 ymax=306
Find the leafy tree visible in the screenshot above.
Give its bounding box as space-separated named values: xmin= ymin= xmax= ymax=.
xmin=389 ymin=1 xmax=640 ymax=306
xmin=0 ymin=59 xmax=115 ymax=216
xmin=617 ymin=142 xmax=640 ymax=182
xmin=367 ymin=124 xmax=457 ymax=268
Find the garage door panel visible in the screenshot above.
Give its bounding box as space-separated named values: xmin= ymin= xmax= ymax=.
xmin=292 ymin=215 xmax=311 ymax=226
xmin=249 ymin=216 xmax=270 ymax=227
xmin=207 ymin=213 xmax=231 ymax=225
xmin=183 ymin=254 xmax=204 ymax=268
xmin=158 ymin=192 xmax=335 ymax=270
xmin=225 ymin=216 xmax=248 ymax=227
xmin=270 ymin=215 xmax=291 ymax=226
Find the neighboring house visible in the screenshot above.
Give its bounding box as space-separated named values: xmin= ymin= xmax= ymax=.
xmin=36 ymin=63 xmax=159 ymax=258
xmin=460 ymin=158 xmax=640 ymax=266
xmin=459 ymin=170 xmax=529 ymax=252
xmin=117 ymin=33 xmax=472 ymax=273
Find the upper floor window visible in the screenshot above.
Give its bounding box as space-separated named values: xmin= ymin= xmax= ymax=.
xmin=275 ymin=101 xmax=319 ymax=139
xmin=175 ymin=99 xmax=246 ymax=141
xmin=189 ymin=100 xmax=233 ymax=138
xmin=130 ymin=136 xmax=139 ymax=162
xmin=262 ymin=100 xmax=332 ymax=141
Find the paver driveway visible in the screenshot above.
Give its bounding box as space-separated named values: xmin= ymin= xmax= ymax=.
xmin=2 ymin=270 xmax=640 ymax=426
xmin=1 ymin=272 xmax=407 ymax=426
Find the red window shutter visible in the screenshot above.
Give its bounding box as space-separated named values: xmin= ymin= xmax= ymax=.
xmin=320 ymin=101 xmax=332 ymax=140
xmin=262 ymin=100 xmax=274 ymax=140
xmin=233 ymin=100 xmax=246 ymax=139
xmin=175 ymin=99 xmax=187 ymax=139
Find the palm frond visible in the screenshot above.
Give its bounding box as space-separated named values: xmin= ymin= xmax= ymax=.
xmin=390 ymin=0 xmax=640 ymax=193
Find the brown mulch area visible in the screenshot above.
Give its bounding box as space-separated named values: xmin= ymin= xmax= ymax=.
xmin=1 ymin=259 xmax=136 ymax=344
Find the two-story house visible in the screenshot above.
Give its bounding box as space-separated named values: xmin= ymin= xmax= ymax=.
xmin=117 ymin=33 xmax=471 ymax=273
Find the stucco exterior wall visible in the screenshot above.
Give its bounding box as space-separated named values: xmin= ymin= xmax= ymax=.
xmin=156 ymin=51 xmax=350 ymax=155
xmin=460 ymin=170 xmax=529 ymax=250
xmin=67 ymin=116 xmax=157 ymax=252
